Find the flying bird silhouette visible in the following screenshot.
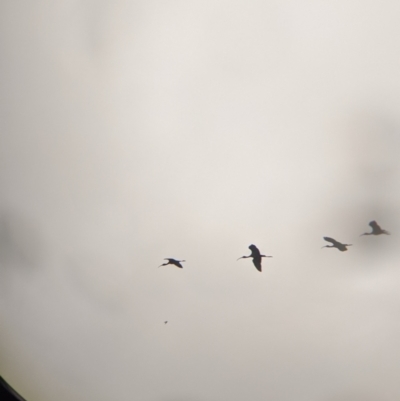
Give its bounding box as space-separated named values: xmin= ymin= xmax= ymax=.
xmin=158 ymin=258 xmax=185 ymax=268
xmin=237 ymin=244 xmax=272 ymax=272
xmin=322 ymin=237 xmax=352 ymax=251
xmin=360 ymin=220 xmax=390 ymax=236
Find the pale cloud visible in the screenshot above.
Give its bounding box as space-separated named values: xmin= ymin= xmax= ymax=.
xmin=1 ymin=1 xmax=400 ymax=401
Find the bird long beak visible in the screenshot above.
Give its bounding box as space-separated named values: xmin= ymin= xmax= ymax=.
xmin=237 ymin=256 xmax=244 ymax=261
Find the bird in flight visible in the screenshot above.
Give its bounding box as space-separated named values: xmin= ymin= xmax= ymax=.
xmin=158 ymin=258 xmax=185 ymax=268
xmin=237 ymin=244 xmax=272 ymax=272
xmin=360 ymin=220 xmax=390 ymax=236
xmin=321 ymin=237 xmax=352 ymax=251
xmin=164 ymin=321 xmax=168 ymax=324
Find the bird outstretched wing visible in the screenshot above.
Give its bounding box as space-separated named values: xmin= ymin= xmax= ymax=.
xmin=369 ymin=221 xmax=380 ymax=230
xmin=323 ymin=237 xmax=339 ymax=246
xmin=248 ymin=244 xmax=261 ymax=257
xmin=252 ymin=258 xmax=262 ymax=272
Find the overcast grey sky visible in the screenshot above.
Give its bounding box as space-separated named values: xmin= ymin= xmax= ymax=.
xmin=1 ymin=1 xmax=400 ymax=400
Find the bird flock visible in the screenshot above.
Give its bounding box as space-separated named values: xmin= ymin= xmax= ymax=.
xmin=159 ymin=220 xmax=390 ymax=273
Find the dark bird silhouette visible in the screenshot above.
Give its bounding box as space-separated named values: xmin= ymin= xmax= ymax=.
xmin=164 ymin=321 xmax=168 ymax=324
xmin=237 ymin=244 xmax=272 ymax=272
xmin=158 ymin=258 xmax=185 ymax=268
xmin=360 ymin=220 xmax=390 ymax=236
xmin=322 ymin=237 xmax=352 ymax=251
